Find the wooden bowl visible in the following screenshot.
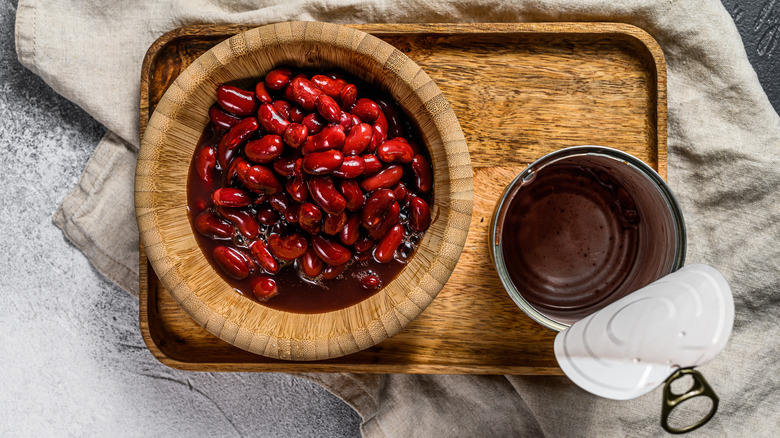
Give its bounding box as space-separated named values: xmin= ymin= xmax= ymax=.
xmin=135 ymin=21 xmax=473 ymax=361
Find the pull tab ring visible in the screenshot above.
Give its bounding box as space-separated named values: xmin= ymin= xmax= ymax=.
xmin=661 ymin=368 xmax=719 ymax=434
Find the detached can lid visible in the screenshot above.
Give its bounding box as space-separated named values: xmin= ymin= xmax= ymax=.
xmin=554 ymin=264 xmax=734 ymax=400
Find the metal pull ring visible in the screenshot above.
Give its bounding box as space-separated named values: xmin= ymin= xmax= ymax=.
xmin=661 ymin=368 xmax=719 ymax=434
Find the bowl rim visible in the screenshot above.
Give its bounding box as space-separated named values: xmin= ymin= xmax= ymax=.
xmin=135 ymin=21 xmax=473 ymax=361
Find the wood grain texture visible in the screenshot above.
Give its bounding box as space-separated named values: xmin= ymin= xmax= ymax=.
xmin=139 ymin=22 xmax=667 ymax=373
xmin=136 ymin=22 xmax=473 ymax=362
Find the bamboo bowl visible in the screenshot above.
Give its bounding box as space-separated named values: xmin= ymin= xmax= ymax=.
xmin=135 ymin=21 xmax=473 ymax=361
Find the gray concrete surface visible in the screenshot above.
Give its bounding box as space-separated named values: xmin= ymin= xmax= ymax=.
xmin=1 ymin=0 xmax=776 ymax=436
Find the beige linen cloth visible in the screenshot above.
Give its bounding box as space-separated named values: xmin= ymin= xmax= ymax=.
xmin=16 ymin=0 xmax=780 ymax=435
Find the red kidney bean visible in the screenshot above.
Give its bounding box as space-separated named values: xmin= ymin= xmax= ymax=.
xmin=299 ymin=247 xmax=323 ymax=277
xmin=284 ymin=203 xmax=301 ymax=224
xmin=377 ymin=138 xmax=414 ymax=164
xmin=249 ymin=240 xmax=280 ymax=274
xmin=338 ymin=214 xmax=360 ymax=246
xmin=272 ymin=151 xmax=300 ymax=178
xmin=257 ymin=103 xmax=290 ymax=136
xmin=239 ymin=164 xmax=282 ymax=195
xmin=321 ymin=263 xmax=346 ymax=280
xmin=316 ymin=94 xmax=341 ymax=123
xmin=273 ymin=100 xmax=292 ymax=120
xmin=298 ymin=202 xmax=323 ymax=235
xmin=286 ymin=176 xmax=309 ymax=202
xmin=293 ymin=158 xmax=303 ymax=177
xmin=361 ymin=154 xmax=382 ymax=176
xmin=339 ymin=83 xmax=357 ymax=108
xmin=411 ymin=154 xmax=433 ymax=194
xmin=338 ymin=111 xmax=355 ymax=130
xmin=250 ymin=275 xmax=278 ymax=301
xmin=265 ymin=67 xmax=293 ymax=91
xmin=267 ymin=233 xmax=308 ymax=260
xmin=290 ymin=77 xmax=323 ymax=111
xmin=308 ymin=176 xmax=346 ymax=215
xmin=360 ymin=165 xmax=404 ymax=192
xmin=367 ymin=201 xmax=400 ymax=240
xmin=409 ymin=196 xmax=432 ymax=232
xmin=351 ymin=98 xmax=381 ymax=123
xmin=360 ymin=189 xmax=396 ymax=229
xmin=322 ymin=211 xmax=348 ymax=236
xmin=209 ymin=104 xmax=242 ymax=130
xmin=256 ymin=205 xmax=279 ymax=226
xmin=269 ymin=192 xmax=292 ymax=214
xmin=376 ymin=99 xmax=405 ymax=139
xmin=354 ymin=237 xmax=375 ymax=253
xmin=371 ymin=122 xmax=388 ymax=147
xmin=361 ymin=274 xmax=381 ymax=290
xmin=302 ymin=150 xmax=344 ymax=175
xmin=283 ymin=83 xmax=296 ymax=103
xmin=342 ymin=123 xmax=373 ymax=156
xmin=217 ymin=85 xmax=258 ymax=117
xmin=216 ymin=140 xmax=235 ymax=170
xmin=212 ymin=188 xmax=251 ymax=207
xmin=289 ymin=106 xmax=305 ymax=123
xmin=254 ymin=82 xmax=273 ymax=104
xmin=374 ymin=224 xmax=405 ymax=263
xmin=302 ymin=113 xmax=325 ymax=135
xmin=213 ymin=246 xmax=252 ymax=279
xmin=339 ymin=179 xmax=365 ymax=212
xmin=226 ymin=156 xmax=248 ymax=184
xmin=217 ymin=207 xmax=260 ymax=240
xmin=331 ymin=155 xmax=365 ymax=179
xmin=195 ymin=145 xmax=216 ymax=184
xmin=374 ymin=110 xmax=388 ymax=133
xmin=245 ymin=135 xmax=284 ymax=164
xmin=282 ymin=123 xmax=308 ymax=149
xmin=311 ymin=74 xmax=346 ymax=97
xmin=194 ymin=211 xmax=233 ymax=239
xmin=311 ymin=235 xmax=351 ymax=266
xmin=303 ymin=125 xmax=346 ymax=155
xmin=393 ymin=182 xmax=408 ymax=205
xmin=219 ymin=117 xmax=259 ymax=151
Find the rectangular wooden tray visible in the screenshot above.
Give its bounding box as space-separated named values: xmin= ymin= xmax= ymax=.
xmin=140 ymin=22 xmax=666 ymax=374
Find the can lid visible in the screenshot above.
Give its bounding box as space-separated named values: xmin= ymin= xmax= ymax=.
xmin=554 ymin=264 xmax=734 ymax=400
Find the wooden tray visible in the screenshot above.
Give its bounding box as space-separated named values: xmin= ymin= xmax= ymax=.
xmin=139 ymin=22 xmax=667 ymax=374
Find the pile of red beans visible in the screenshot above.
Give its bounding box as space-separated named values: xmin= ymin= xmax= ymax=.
xmin=189 ymin=68 xmax=433 ymax=303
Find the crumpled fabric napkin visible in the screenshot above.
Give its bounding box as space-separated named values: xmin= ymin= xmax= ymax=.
xmin=16 ymin=0 xmax=780 ymax=435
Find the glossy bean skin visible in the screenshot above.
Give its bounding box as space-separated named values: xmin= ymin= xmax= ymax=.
xmin=361 ymin=274 xmax=381 ymax=290
xmin=250 ymin=275 xmax=279 ymax=301
xmin=286 ymin=176 xmax=309 ymax=202
xmin=254 ymin=82 xmax=273 ymax=104
xmin=249 ymin=240 xmax=280 ymax=274
xmin=303 ymin=125 xmax=346 ymax=155
xmin=302 ymin=150 xmax=344 ymax=175
xmin=195 ymin=145 xmax=216 ymax=184
xmin=239 ymin=164 xmax=282 ymax=195
xmin=290 ymin=77 xmax=323 ymax=111
xmin=373 ymin=224 xmax=405 ymax=263
xmin=273 ymin=100 xmax=292 ymax=120
xmin=371 ymin=122 xmax=388 ymax=149
xmin=264 ymin=68 xmax=293 ymax=91
xmin=217 ymin=85 xmax=258 ymax=117
xmin=211 ymin=188 xmax=252 ymax=207
xmin=219 ymin=117 xmax=259 ymax=151
xmin=213 ymin=246 xmax=252 ymax=279
xmin=331 ymin=155 xmax=365 ymax=179
xmin=342 ymin=123 xmax=373 ymax=156
xmin=269 ymin=192 xmax=292 ymax=214
xmin=298 ymin=202 xmax=323 ymax=235
xmin=361 ymin=154 xmax=382 ymax=176
xmin=302 ymin=113 xmax=325 ymax=135
xmin=308 ymin=176 xmax=346 ymax=215
xmin=267 ymin=233 xmax=308 ymax=260
xmin=194 ymin=211 xmax=233 ymax=239
xmin=393 ymin=182 xmax=408 ymax=206
xmin=411 ymin=154 xmax=433 ymax=194
xmin=217 ymin=207 xmax=260 ymax=239
xmin=311 ymin=235 xmax=351 ymax=266
xmin=338 ymin=214 xmax=360 ymax=246
xmin=360 ymin=165 xmax=404 ymax=192
xmin=284 ymin=203 xmax=301 ymax=224
xmin=256 ymin=205 xmax=279 ymax=226
xmin=360 ymin=189 xmax=397 ymax=229
xmin=367 ymin=201 xmax=400 ymax=240
xmin=257 ymin=103 xmax=290 ymax=136
xmin=283 ymin=123 xmax=308 ymax=148
xmin=376 ymin=99 xmax=405 ymax=139
xmin=353 ymin=237 xmax=375 ymax=254
xmin=245 ymin=135 xmax=284 ymax=164
xmin=289 ymin=106 xmax=305 ymax=123
xmin=351 ymin=98 xmax=381 ymax=123
xmin=321 ymin=263 xmax=346 ymax=280
xmin=377 ymin=138 xmax=414 ymax=164
xmin=339 ymin=179 xmax=365 ymax=212
xmin=316 ymin=94 xmax=342 ymax=123
xmin=226 ymin=156 xmax=249 ymax=184
xmin=338 ymin=83 xmax=357 ymax=108
xmin=209 ymin=104 xmax=242 ymax=130
xmin=299 ymin=247 xmax=324 ymax=277
xmin=408 ymin=196 xmax=432 ymax=232
xmin=311 ymin=75 xmax=346 ymax=97
xmin=321 ymin=211 xmax=348 ymax=236
xmin=272 ymin=151 xmax=301 ymax=178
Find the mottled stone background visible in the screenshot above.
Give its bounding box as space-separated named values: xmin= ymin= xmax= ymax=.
xmin=0 ymin=0 xmax=776 ymax=436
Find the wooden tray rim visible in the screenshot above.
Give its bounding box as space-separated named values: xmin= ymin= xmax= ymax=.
xmin=139 ymin=21 xmax=667 ymax=374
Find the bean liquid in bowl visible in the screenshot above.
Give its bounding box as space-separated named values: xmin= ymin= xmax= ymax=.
xmin=491 ymin=147 xmax=685 ymax=330
xmin=187 ymin=68 xmax=434 ymax=313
